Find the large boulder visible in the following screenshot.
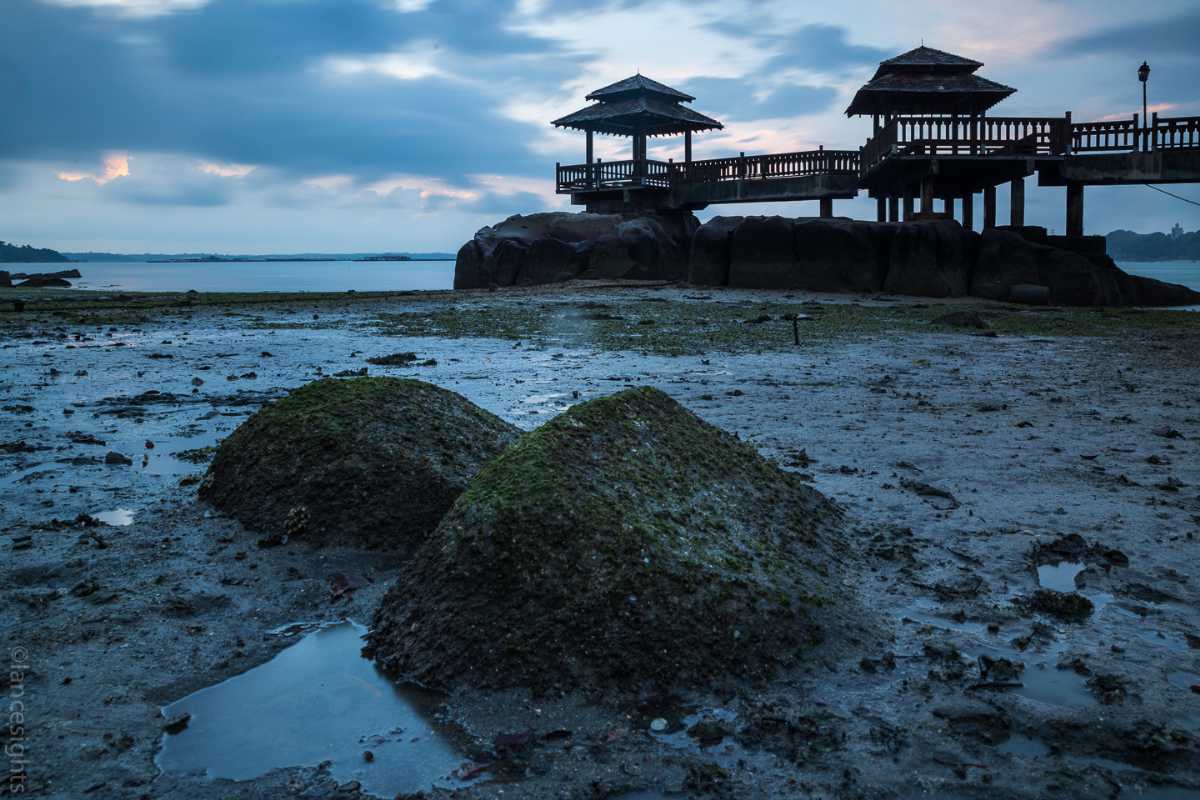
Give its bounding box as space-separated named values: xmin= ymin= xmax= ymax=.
xmin=199 ymin=378 xmax=519 ymax=551
xmin=0 ymin=271 xmax=10 ymax=288
xmin=367 ymin=387 xmax=853 ymax=690
xmin=884 ymin=220 xmax=975 ymax=297
xmin=692 ymin=216 xmax=899 ymax=293
xmin=974 ymin=229 xmax=1200 ymax=306
xmin=453 ymin=211 xmax=698 ymax=289
xmin=688 ymin=215 xmax=743 ymax=286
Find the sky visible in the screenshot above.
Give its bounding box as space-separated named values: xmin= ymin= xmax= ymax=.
xmin=2 ymin=0 xmax=1199 ymax=253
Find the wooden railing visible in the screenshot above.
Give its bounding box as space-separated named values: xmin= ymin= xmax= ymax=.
xmin=859 ymin=115 xmax=1071 ymax=176
xmin=1072 ymin=116 xmax=1140 ymax=152
xmin=1151 ymin=114 xmax=1200 ymax=151
xmin=556 ymin=149 xmax=860 ymax=193
xmin=558 ymin=114 xmax=1200 ymax=192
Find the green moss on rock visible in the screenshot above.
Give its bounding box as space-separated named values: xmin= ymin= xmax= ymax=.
xmin=366 ymin=387 xmax=851 ymax=691
xmin=199 ymin=377 xmax=519 ymax=551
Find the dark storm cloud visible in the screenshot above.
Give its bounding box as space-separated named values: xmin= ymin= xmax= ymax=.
xmin=761 ymin=25 xmax=891 ymax=72
xmin=1053 ymin=11 xmax=1200 ymax=57
xmin=700 ymin=20 xmax=889 ymax=73
xmin=684 ymin=77 xmax=837 ymax=121
xmin=0 ymin=0 xmax=573 ymax=182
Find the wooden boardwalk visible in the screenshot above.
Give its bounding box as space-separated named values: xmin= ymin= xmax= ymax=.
xmin=552 ymin=54 xmax=1200 ymax=235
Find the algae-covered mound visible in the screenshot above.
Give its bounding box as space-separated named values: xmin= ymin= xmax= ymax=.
xmin=199 ymin=377 xmax=519 ymax=550
xmin=367 ymin=387 xmax=850 ymax=690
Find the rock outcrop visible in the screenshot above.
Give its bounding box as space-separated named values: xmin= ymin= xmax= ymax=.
xmin=453 ymin=211 xmax=699 ymax=289
xmin=15 ymin=275 xmax=72 ymax=288
xmin=367 ymin=387 xmax=853 ymax=690
xmin=0 ymin=271 xmax=10 ymax=288
xmin=199 ymin=378 xmax=519 ymax=551
xmin=691 ymin=217 xmax=1200 ymax=307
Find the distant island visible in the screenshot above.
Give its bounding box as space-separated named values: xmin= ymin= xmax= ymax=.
xmin=1107 ymin=225 xmax=1200 ymax=261
xmin=66 ymin=251 xmax=455 ymax=262
xmin=1 ymin=241 xmax=70 ymax=263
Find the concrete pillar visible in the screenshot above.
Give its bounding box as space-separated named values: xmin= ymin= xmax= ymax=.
xmin=920 ymin=178 xmax=934 ymax=215
xmin=876 ymin=197 xmax=886 ymax=222
xmin=983 ymin=186 xmax=997 ymax=229
xmin=819 ymin=197 xmax=833 ymax=218
xmin=888 ymin=195 xmax=900 ymax=222
xmin=1010 ymin=177 xmax=1025 ymax=227
xmin=1067 ymin=182 xmax=1084 ymax=237
xmin=961 ymin=192 xmax=973 ymax=231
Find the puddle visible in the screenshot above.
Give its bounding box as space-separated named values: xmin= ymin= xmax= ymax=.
xmin=997 ymin=733 xmax=1050 ymax=758
xmin=1037 ymin=561 xmax=1085 ymax=592
xmin=94 ymin=508 xmax=135 ymax=526
xmin=1016 ymin=661 xmax=1096 ymax=708
xmin=157 ymin=622 xmax=475 ymax=798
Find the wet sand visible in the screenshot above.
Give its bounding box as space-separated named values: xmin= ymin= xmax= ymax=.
xmin=2 ymin=283 xmax=1198 ymax=798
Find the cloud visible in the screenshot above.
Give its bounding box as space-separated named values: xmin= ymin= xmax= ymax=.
xmin=1053 ymin=11 xmax=1200 ymax=58
xmin=684 ymin=78 xmax=838 ymax=122
xmin=41 ymin=0 xmax=208 ymax=17
xmin=57 ymin=153 xmax=131 ymax=184
xmin=2 ymin=0 xmax=567 ymax=185
xmin=759 ymin=24 xmax=892 ymax=73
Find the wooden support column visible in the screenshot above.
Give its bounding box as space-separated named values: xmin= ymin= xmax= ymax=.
xmin=983 ymin=186 xmax=997 ymax=229
xmin=903 ymin=189 xmax=914 ymax=221
xmin=684 ymin=130 xmax=692 ymax=163
xmin=586 ymin=130 xmax=594 ymax=165
xmin=961 ymin=192 xmax=973 ymax=231
xmin=819 ymin=197 xmax=833 ymax=218
xmin=888 ymin=195 xmax=899 ymax=222
xmin=1010 ymin=177 xmax=1025 ymax=227
xmin=942 ymin=196 xmax=954 ymax=217
xmin=920 ymin=178 xmax=934 ymax=215
xmin=876 ymin=197 xmax=886 ymax=222
xmin=1066 ymin=182 xmax=1084 ymax=237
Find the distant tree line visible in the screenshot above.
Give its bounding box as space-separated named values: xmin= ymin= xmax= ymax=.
xmin=0 ymin=241 xmax=69 ymax=263
xmin=1107 ymin=229 xmax=1200 ymax=261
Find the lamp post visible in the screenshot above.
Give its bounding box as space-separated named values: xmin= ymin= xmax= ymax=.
xmin=1138 ymin=61 xmax=1151 ymax=147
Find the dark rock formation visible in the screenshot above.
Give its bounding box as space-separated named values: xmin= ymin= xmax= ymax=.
xmin=691 ymin=216 xmax=888 ymax=292
xmin=885 ymin=220 xmax=975 ymax=297
xmin=0 ymin=271 xmax=10 ymax=288
xmin=16 ymin=275 xmax=72 ymax=288
xmin=367 ymin=387 xmax=853 ymax=690
xmin=453 ymin=211 xmax=699 ymax=289
xmin=199 ymin=378 xmax=519 ymax=551
xmin=692 ymin=216 xmax=1200 ymax=307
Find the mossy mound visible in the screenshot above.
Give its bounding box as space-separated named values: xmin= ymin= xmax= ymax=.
xmin=199 ymin=378 xmax=519 ymax=550
xmin=366 ymin=387 xmax=850 ymax=690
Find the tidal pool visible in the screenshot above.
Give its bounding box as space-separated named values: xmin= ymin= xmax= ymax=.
xmin=156 ymin=622 xmax=474 ymax=797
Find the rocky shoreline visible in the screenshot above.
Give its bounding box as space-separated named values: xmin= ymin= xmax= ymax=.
xmin=455 ymin=212 xmax=1200 ymax=307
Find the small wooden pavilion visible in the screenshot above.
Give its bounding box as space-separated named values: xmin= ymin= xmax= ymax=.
xmin=551 ymin=75 xmax=723 ymax=168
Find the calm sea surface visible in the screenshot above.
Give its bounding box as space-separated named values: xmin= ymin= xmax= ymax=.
xmin=7 ymin=260 xmax=456 ymax=293
xmin=5 ymin=258 xmax=1200 ymax=296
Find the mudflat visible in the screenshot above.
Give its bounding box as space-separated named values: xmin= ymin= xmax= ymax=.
xmin=2 ymin=282 xmax=1198 ymax=799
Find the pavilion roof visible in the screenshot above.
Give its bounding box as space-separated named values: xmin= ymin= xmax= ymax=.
xmin=552 ymin=95 xmax=723 ymax=136
xmin=847 ymin=46 xmax=1015 ymax=116
xmin=876 ymin=46 xmax=983 ymax=75
xmin=586 ymin=74 xmax=695 ymax=103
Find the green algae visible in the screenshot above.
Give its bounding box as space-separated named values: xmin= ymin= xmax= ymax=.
xmin=200 ymin=377 xmax=519 ymax=550
xmin=368 ymin=387 xmax=850 ymax=691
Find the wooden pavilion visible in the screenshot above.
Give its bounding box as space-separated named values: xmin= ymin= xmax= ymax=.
xmin=551 ymin=74 xmax=723 ymax=170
